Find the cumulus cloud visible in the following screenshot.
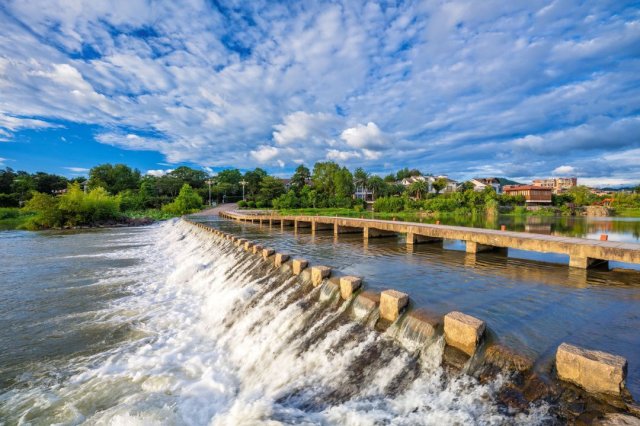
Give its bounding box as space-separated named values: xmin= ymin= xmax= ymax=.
xmin=340 ymin=122 xmax=387 ymax=149
xmin=146 ymin=169 xmax=174 ymax=177
xmin=0 ymin=0 xmax=638 ymax=181
xmin=552 ymin=165 xmax=576 ymax=175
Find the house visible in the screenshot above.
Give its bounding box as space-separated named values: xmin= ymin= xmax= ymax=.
xmin=400 ymin=175 xmax=458 ymax=194
xmin=503 ymin=185 xmax=552 ymax=205
xmin=470 ymin=178 xmax=502 ymax=194
xmin=532 ymin=177 xmax=577 ymax=194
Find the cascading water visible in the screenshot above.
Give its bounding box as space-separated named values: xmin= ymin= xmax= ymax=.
xmin=0 ymin=219 xmax=553 ymax=424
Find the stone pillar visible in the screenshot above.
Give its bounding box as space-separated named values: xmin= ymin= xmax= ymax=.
xmin=275 ymin=253 xmax=290 ymax=267
xmin=364 ymin=227 xmax=396 ymax=239
xmin=244 ymin=241 xmax=253 ymax=251
xmin=406 ymin=232 xmax=443 ymax=245
xmin=252 ymin=244 xmax=263 ymax=254
xmin=556 ymin=343 xmax=627 ymax=397
xmin=444 ymin=311 xmax=486 ymax=356
xmin=569 ymin=256 xmax=608 ymax=269
xmin=379 ymin=289 xmax=409 ymax=322
xmin=292 ymin=259 xmax=308 ymax=275
xmin=339 ymin=276 xmax=362 ymax=300
xmin=465 ymin=241 xmax=504 ymax=253
xmin=262 ymin=248 xmax=275 ymax=260
xmin=311 ymin=266 xmax=331 ymax=286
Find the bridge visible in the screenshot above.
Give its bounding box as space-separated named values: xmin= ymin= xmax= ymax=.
xmin=218 ymin=210 xmax=640 ymax=269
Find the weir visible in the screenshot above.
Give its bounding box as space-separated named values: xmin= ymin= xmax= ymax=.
xmin=186 ymin=218 xmax=640 ymax=421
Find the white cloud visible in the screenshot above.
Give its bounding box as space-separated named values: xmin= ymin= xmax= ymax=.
xmin=0 ymin=0 xmax=638 ymax=181
xmin=64 ymin=166 xmax=90 ymax=173
xmin=273 ymin=112 xmax=339 ymax=145
xmin=340 ymin=122 xmax=387 ymax=149
xmin=326 ymin=149 xmax=361 ymax=161
xmin=552 ymin=165 xmax=576 ymax=175
xmin=250 ymin=145 xmax=280 ymax=163
xmin=146 ymin=169 xmax=174 ymax=177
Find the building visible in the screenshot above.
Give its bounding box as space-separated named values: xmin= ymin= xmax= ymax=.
xmin=400 ymin=175 xmax=458 ymax=194
xmin=532 ymin=177 xmax=577 ymax=194
xmin=503 ymin=185 xmax=552 ymax=205
xmin=470 ymin=178 xmax=502 ymax=194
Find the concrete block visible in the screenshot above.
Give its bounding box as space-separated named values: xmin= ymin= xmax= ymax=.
xmin=379 ymin=289 xmax=409 ymax=322
xmin=262 ymin=248 xmax=275 ymax=259
xmin=275 ymin=253 xmax=290 ymax=267
xmin=252 ymin=244 xmax=263 ymax=254
xmin=244 ymin=241 xmax=253 ymax=251
xmin=339 ymin=276 xmax=362 ymax=300
xmin=556 ymin=343 xmax=627 ymax=397
xmin=292 ymin=258 xmax=308 ymax=275
xmin=311 ymin=266 xmax=331 ymax=286
xmin=444 ymin=311 xmax=486 ymax=356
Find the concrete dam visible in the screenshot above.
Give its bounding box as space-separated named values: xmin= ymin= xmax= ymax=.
xmin=185 ymin=214 xmax=640 ymax=424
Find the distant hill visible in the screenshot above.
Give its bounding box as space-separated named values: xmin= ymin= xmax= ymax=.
xmin=497 ymin=178 xmax=521 ymax=186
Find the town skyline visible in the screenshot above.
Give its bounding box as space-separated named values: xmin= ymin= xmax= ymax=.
xmin=1 ymin=1 xmax=639 ymax=187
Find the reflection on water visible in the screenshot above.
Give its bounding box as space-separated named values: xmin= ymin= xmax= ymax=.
xmin=195 ymin=215 xmax=640 ymax=399
xmin=327 ymin=212 xmax=640 ymax=243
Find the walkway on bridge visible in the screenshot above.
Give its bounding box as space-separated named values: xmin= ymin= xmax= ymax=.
xmin=218 ymin=210 xmax=640 ymax=269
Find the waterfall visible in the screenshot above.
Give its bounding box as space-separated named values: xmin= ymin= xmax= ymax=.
xmin=0 ymin=219 xmax=552 ymax=424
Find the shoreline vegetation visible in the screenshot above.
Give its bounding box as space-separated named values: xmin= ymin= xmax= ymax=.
xmin=2 ymin=161 xmax=640 ymax=231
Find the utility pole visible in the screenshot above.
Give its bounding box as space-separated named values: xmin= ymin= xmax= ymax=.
xmin=205 ymin=179 xmax=212 ymax=206
xmin=239 ymin=179 xmax=247 ymax=201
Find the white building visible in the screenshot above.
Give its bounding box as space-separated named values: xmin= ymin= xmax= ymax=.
xmin=400 ymin=175 xmax=458 ymax=194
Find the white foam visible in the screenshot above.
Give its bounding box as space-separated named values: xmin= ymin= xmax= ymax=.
xmin=0 ymin=220 xmax=552 ymax=425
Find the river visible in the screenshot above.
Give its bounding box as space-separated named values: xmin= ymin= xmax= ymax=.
xmin=0 ymin=216 xmax=638 ymax=424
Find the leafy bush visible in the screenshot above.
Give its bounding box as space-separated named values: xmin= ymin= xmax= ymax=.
xmin=237 ymin=200 xmax=248 ymax=208
xmin=247 ymin=201 xmax=256 ymax=208
xmin=161 ymin=184 xmax=203 ymax=215
xmin=373 ymin=196 xmax=405 ymax=212
xmin=22 ymin=183 xmax=122 ymax=228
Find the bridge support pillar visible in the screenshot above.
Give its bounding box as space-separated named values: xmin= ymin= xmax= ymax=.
xmin=466 ymin=241 xmax=506 ymax=254
xmin=312 ymin=221 xmax=333 ymax=235
xmin=364 ymin=227 xmax=397 ymax=239
xmin=294 ymin=220 xmax=311 ymax=232
xmin=334 ymin=223 xmax=362 ymax=237
xmin=406 ymin=232 xmax=443 ymax=245
xmin=569 ymin=256 xmax=608 ymax=269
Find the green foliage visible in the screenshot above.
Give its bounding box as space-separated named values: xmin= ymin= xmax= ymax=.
xmin=237 ymin=200 xmax=248 ymax=208
xmin=395 ymin=168 xmax=422 ymax=180
xmin=290 ymin=165 xmax=310 ymax=193
xmin=256 ymin=176 xmax=286 ymax=207
xmin=161 ymin=184 xmax=203 ymax=215
xmin=89 ymin=163 xmax=141 ymax=194
xmin=373 ymin=196 xmax=405 ymax=212
xmin=566 ymin=185 xmax=597 ymax=206
xmin=408 ymin=180 xmax=428 ymax=199
xmin=432 ymin=177 xmax=448 ymax=194
xmin=21 ymin=183 xmax=121 ymax=229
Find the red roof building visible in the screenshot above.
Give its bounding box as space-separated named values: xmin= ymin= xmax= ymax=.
xmin=503 ymin=185 xmax=552 ymax=204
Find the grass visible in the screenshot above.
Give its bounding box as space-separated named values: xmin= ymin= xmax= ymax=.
xmin=122 ymin=209 xmax=182 ymax=221
xmin=614 ymin=208 xmax=640 ymax=217
xmin=0 ymin=208 xmax=36 ymax=230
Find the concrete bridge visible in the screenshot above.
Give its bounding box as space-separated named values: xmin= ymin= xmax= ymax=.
xmin=218 ymin=211 xmax=640 ymax=269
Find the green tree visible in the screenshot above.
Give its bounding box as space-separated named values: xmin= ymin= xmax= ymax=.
xmin=162 ymin=184 xmax=203 ymax=215
xmin=396 ymin=168 xmax=422 ymax=180
xmin=22 ymin=192 xmax=61 ymax=228
xmin=257 ymin=176 xmax=286 ymax=207
xmin=168 ymin=166 xmax=207 ymax=189
xmin=408 ymin=180 xmax=428 ymax=200
xmin=243 ymin=168 xmax=268 ymax=199
xmin=384 ymin=173 xmax=397 ymax=183
xmin=367 ymin=175 xmax=387 ymax=200
xmin=89 ymin=164 xmax=141 ymax=194
xmin=432 ymin=177 xmax=448 ymax=194
xmin=32 ymin=172 xmax=68 ymax=194
xmin=312 ymin=161 xmax=341 ymax=197
xmin=353 ymin=167 xmax=369 ymax=190
xmin=567 ymin=185 xmax=596 ymax=206
xmin=290 ymin=164 xmax=311 ymax=193
xmin=334 ymin=167 xmax=355 ymax=200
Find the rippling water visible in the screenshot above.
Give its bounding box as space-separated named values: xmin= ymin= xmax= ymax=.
xmin=194 ymin=214 xmax=640 ymax=399
xmin=0 ymin=217 xmax=637 ymax=424
xmin=0 ymin=220 xmax=556 ymax=424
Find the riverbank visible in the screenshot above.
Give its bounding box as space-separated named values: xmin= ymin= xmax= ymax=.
xmin=0 ymin=207 xmax=181 ymax=231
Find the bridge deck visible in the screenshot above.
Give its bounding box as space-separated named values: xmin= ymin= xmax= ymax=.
xmin=218 ymin=211 xmax=640 ymax=268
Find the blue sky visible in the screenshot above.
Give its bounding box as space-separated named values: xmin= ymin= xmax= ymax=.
xmin=0 ymin=1 xmax=639 ymax=186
